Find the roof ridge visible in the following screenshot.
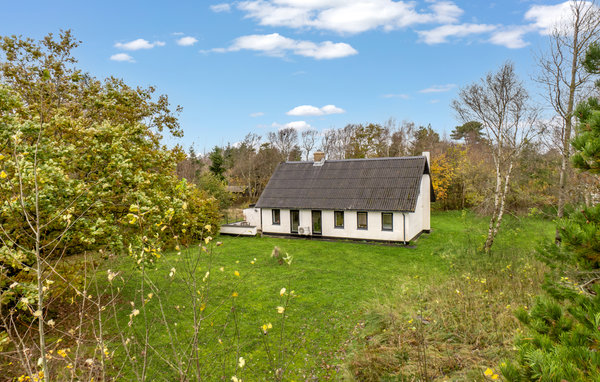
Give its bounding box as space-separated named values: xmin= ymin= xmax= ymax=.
xmin=285 ymin=156 xmax=425 ymax=164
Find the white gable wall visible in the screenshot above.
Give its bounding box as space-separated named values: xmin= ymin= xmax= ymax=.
xmin=404 ymin=169 xmax=431 ymax=240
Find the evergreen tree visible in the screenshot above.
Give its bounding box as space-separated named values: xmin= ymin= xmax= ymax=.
xmin=209 ymin=146 xmax=226 ymax=180
xmin=450 ymin=121 xmax=483 ymax=145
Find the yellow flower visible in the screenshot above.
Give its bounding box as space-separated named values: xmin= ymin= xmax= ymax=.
xmin=484 ymin=368 xmax=494 ymax=376
xmin=491 ymin=374 xmax=499 ymax=380
xmin=204 ymin=236 xmax=212 ymax=244
xmin=219 ymin=267 xmax=224 ymax=272
xmin=234 ymin=271 xmax=240 ymax=277
xmin=277 ymin=306 xmax=285 ymax=314
xmin=238 ymin=356 xmax=245 ymax=368
xmin=0 ymin=170 xmax=7 ymax=179
xmin=205 ymin=224 xmax=212 ymax=232
xmin=280 ymin=287 xmax=286 ymax=296
xmin=261 ymin=322 xmax=273 ymax=333
xmin=232 ymin=291 xmax=238 ymax=297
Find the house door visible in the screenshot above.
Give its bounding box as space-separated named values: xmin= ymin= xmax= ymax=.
xmin=311 ymin=210 xmax=322 ymax=235
xmin=290 ymin=210 xmax=300 ymax=234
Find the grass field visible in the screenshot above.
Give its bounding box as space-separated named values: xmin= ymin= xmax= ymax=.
xmin=107 ymin=211 xmax=555 ymax=381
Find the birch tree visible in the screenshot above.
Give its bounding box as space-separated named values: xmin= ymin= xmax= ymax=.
xmin=267 ymin=127 xmax=298 ymax=161
xmin=534 ymin=0 xmax=600 ymax=241
xmin=301 ymin=129 xmax=318 ymax=160
xmin=452 ymin=62 xmax=540 ymax=252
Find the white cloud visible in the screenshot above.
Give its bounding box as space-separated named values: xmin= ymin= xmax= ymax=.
xmin=382 ymin=93 xmax=410 ymax=99
xmin=272 ymin=121 xmax=312 ymax=131
xmin=287 ymin=104 xmax=345 ymax=116
xmin=489 ymin=26 xmax=531 ymax=49
xmin=210 ymin=3 xmax=231 ymax=12
xmin=418 ymin=23 xmax=497 ymax=44
xmin=419 ymin=84 xmax=456 ymax=93
xmin=177 ymin=36 xmax=198 ymax=46
xmin=237 ymin=0 xmax=463 ymax=34
xmin=250 ymin=112 xmax=264 ymax=117
xmin=110 ymin=53 xmax=135 ymax=62
xmin=430 ymin=99 xmax=440 ymax=104
xmin=321 ymin=104 xmax=345 ymax=114
xmin=115 ymin=39 xmax=165 ymax=51
xmin=524 ymin=1 xmax=574 ymax=35
xmin=215 ymin=33 xmax=357 ymax=59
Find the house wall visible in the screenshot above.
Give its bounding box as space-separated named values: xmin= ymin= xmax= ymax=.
xmin=404 ymin=171 xmax=432 ymax=240
xmin=261 ymin=208 xmax=291 ymax=234
xmin=243 ymin=207 xmax=261 ymax=228
xmin=261 ymin=208 xmax=406 ymax=242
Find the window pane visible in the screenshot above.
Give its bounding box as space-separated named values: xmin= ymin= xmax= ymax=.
xmin=335 ymin=211 xmax=344 ymax=227
xmin=382 ymin=213 xmax=393 ymax=230
xmin=272 ymin=209 xmax=280 ymax=225
xmin=358 ymin=212 xmax=367 ymax=229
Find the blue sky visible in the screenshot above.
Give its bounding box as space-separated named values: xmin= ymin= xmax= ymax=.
xmin=2 ymin=1 xmax=572 ymax=152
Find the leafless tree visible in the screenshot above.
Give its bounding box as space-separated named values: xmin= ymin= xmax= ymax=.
xmin=300 ymin=129 xmax=318 ymax=161
xmin=319 ymin=128 xmax=351 ymax=160
xmin=387 ymin=118 xmax=415 ymax=157
xmin=268 ymin=128 xmax=298 ymax=161
xmin=534 ymin=0 xmax=600 ymax=241
xmin=452 ymin=62 xmax=541 ymax=252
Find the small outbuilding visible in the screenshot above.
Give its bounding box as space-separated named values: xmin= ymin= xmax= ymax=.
xmin=243 ymin=152 xmax=435 ymax=244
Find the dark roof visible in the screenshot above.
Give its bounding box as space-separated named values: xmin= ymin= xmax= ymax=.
xmin=255 ymin=156 xmax=435 ymax=212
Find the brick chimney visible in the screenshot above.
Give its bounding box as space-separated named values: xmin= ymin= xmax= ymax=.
xmin=313 ymin=151 xmax=325 ymax=162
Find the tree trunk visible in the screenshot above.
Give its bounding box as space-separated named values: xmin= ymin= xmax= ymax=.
xmin=491 ymin=161 xmax=514 ymax=245
xmin=484 ymin=157 xmax=503 ymax=252
xmin=556 ymin=8 xmax=581 ymax=243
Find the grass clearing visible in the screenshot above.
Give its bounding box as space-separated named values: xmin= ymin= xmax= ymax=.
xmin=106 ymin=211 xmax=554 ymax=380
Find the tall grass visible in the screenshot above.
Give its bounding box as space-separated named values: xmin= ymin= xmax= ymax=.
xmin=343 ymin=212 xmax=551 ymax=381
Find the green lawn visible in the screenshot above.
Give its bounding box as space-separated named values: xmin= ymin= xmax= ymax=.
xmin=108 ymin=211 xmax=555 ymax=380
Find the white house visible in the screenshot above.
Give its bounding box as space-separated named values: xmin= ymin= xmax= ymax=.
xmin=240 ymin=152 xmax=434 ymax=244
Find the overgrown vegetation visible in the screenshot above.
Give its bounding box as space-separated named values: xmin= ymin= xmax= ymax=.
xmin=343 ymin=212 xmax=553 ymax=381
